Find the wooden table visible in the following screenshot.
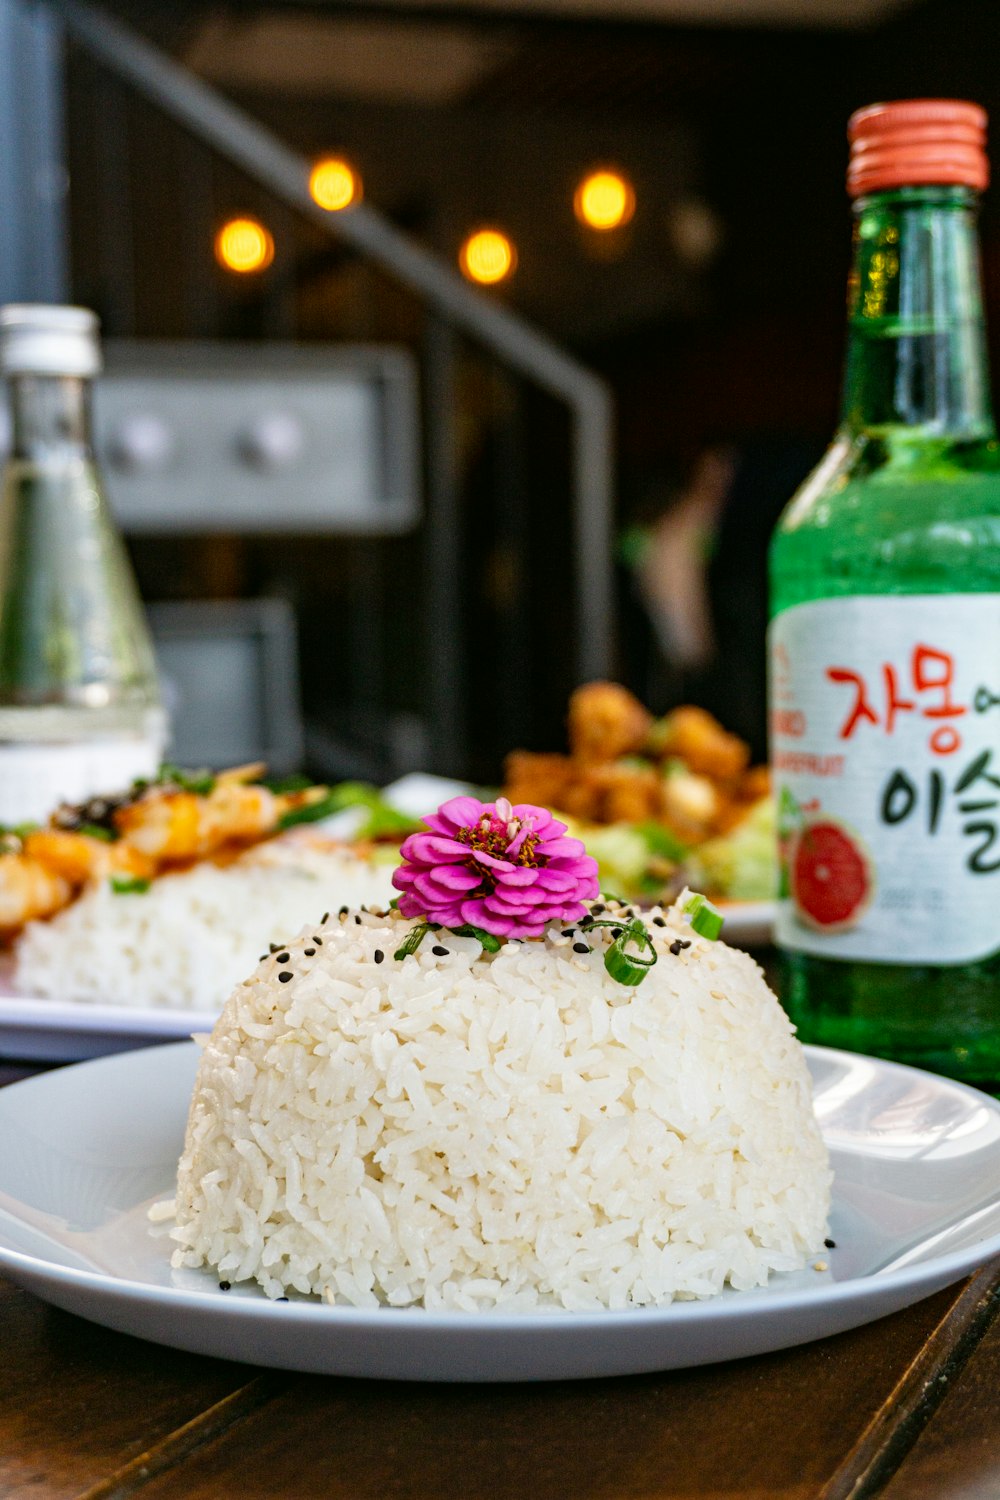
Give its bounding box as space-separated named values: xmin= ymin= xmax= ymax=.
xmin=3 ymin=1057 xmax=999 ymax=1500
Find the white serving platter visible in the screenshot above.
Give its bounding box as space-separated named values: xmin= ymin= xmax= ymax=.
xmin=0 ymin=1043 xmax=997 ymax=1382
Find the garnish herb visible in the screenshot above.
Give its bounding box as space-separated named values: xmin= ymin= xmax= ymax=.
xmin=393 ymin=921 xmax=436 ymax=960
xmin=683 ymin=891 xmax=725 ymax=941
xmin=79 ymin=822 xmax=117 ymax=843
xmin=110 ymin=875 xmax=151 ymax=895
xmin=158 ymin=763 xmax=217 ymax=796
xmin=584 ymin=916 xmax=658 ymax=987
xmin=277 ymin=793 xmax=343 ymax=830
xmin=451 ymin=923 xmax=502 ymax=954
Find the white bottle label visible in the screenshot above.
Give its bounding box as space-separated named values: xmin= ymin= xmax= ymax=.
xmin=0 ymin=736 xmax=163 ymax=825
xmin=769 ymin=595 xmax=1000 ymax=965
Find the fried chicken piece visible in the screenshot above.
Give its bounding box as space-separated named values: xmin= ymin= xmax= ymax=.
xmin=567 ymin=682 xmax=653 ymax=765
xmin=503 ymin=751 xmax=577 ymax=813
xmin=600 ymin=764 xmax=664 ymax=824
xmin=659 ymin=771 xmax=721 ymax=842
xmin=649 ymin=705 xmax=750 ymax=781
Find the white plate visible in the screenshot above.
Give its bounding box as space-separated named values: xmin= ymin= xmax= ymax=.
xmin=1 ymin=1042 xmax=998 ymax=1383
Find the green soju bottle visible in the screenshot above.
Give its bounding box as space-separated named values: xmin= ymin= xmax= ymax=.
xmin=769 ymin=100 xmax=1000 ymax=1091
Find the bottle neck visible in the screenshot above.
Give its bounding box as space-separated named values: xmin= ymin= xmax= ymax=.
xmin=6 ymin=374 xmax=93 ymax=461
xmin=841 ymin=185 xmax=995 ymax=440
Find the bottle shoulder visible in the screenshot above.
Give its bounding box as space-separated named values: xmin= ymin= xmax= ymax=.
xmin=770 ymin=431 xmax=1000 ymax=608
xmin=774 ymin=430 xmax=1000 ymax=537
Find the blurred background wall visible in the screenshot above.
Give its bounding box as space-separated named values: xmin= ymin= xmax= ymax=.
xmin=13 ymin=0 xmax=1000 ymax=780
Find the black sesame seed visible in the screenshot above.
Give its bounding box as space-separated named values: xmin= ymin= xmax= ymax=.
xmin=612 ymin=927 xmax=623 ymax=939
xmin=277 ymin=1296 xmax=289 ymax=1302
xmin=276 ymin=952 xmax=290 ymax=964
xmin=321 ymin=912 xmax=330 ymax=923
xmin=653 ymin=916 xmax=667 ymax=928
xmin=824 ymin=1238 xmax=837 ymax=1249
xmin=304 ymin=948 xmax=316 ymax=957
xmin=339 ymin=905 xmax=348 ymax=917
xmin=312 ymin=937 xmax=323 ymax=945
xmin=269 ymin=943 xmax=280 ymax=954
xmin=432 ymin=945 xmax=449 ymax=957
xmin=561 ymin=928 xmax=575 ymax=938
xmin=573 ymin=942 xmax=591 ymax=955
xmin=278 ymin=971 xmax=293 ymax=983
xmin=354 ymin=915 xmax=362 ymax=925
xmin=374 ymin=949 xmax=385 ymax=964
xmin=592 ymin=903 xmax=605 ymax=915
xmin=219 ymin=1281 xmax=231 ymax=1291
xmin=258 ymin=954 xmax=267 ymax=963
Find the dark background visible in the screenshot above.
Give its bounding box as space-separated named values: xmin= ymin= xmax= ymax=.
xmin=62 ymin=0 xmax=1000 ymax=777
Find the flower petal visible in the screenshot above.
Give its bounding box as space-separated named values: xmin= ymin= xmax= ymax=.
xmin=472 ymin=849 xmax=515 ymax=874
xmin=429 ymin=864 xmax=481 ymax=892
xmin=439 ymin=796 xmax=487 ymax=830
xmin=401 ymin=833 xmax=468 ymax=864
xmin=536 ymin=836 xmax=587 ymax=860
xmin=459 ymin=898 xmax=514 ymax=936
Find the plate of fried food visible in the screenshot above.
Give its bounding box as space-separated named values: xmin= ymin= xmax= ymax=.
xmin=0 ymin=764 xmax=410 ymax=1060
xmin=502 ymin=683 xmax=776 ymax=944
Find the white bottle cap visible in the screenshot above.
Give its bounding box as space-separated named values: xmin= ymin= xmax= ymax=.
xmin=0 ymin=303 xmax=102 ymax=378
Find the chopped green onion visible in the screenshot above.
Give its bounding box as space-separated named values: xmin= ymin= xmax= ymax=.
xmin=277 ymin=794 xmax=343 ymax=830
xmin=585 ymin=915 xmax=658 ymax=987
xmin=79 ymin=822 xmax=116 ymax=843
xmin=683 ymin=891 xmax=724 ymax=941
xmin=451 ymin=923 xmax=502 ymax=954
xmin=393 ymin=921 xmax=433 ymax=960
xmin=260 ymin=773 xmax=313 ymax=793
xmin=159 ymin=763 xmax=216 ymax=796
xmin=110 ymin=875 xmax=151 ymax=895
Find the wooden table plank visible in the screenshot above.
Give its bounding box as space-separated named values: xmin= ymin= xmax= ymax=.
xmin=880 ymin=1272 xmax=1000 ymax=1500
xmin=89 ymin=1285 xmax=965 ymax=1500
xmin=0 ymin=1278 xmax=257 ymax=1500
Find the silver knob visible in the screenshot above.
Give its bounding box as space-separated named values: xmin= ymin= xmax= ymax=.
xmin=237 ymin=412 xmax=304 ymax=470
xmin=107 ymin=412 xmax=175 ymax=473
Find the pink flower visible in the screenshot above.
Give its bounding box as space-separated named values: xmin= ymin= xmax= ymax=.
xmin=392 ymin=796 xmax=600 ymax=939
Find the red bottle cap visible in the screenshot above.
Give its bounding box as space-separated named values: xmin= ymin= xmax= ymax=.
xmin=847 ymin=99 xmax=988 ymax=197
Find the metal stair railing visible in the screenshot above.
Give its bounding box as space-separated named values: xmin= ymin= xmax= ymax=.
xmin=47 ymin=0 xmax=615 ymax=771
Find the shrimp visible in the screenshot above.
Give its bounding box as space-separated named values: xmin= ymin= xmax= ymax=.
xmin=113 ymin=769 xmax=326 ymax=866
xmin=0 ymin=764 xmax=331 ymax=938
xmin=0 ymin=852 xmax=72 ymax=933
xmin=21 ymin=830 xmax=155 ymax=886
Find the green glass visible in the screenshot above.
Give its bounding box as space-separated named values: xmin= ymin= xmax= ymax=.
xmin=770 ymin=186 xmax=1000 ymax=1090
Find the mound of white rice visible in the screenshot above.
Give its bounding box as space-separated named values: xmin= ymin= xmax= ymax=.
xmin=169 ymin=895 xmax=831 ymax=1310
xmin=13 ymin=836 xmax=397 ymax=1011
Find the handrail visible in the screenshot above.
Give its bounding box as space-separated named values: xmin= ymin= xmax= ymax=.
xmin=50 ymin=0 xmax=615 ymax=683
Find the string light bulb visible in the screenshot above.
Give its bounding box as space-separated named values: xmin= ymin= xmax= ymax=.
xmin=574 ymin=169 xmax=636 ymax=232
xmin=309 ymin=157 xmax=362 ymax=212
xmin=459 ymin=228 xmax=517 ymax=286
xmin=215 ymin=217 xmax=274 ymax=273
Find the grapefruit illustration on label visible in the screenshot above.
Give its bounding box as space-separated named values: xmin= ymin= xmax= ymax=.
xmin=789 ymin=817 xmax=874 ymax=934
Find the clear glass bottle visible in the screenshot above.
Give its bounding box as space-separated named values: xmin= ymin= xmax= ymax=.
xmin=769 ymin=101 xmax=1000 ymax=1091
xmin=0 ymin=304 xmax=166 ymax=821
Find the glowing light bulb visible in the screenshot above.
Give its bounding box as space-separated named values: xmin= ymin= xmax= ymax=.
xmin=309 ymin=157 xmax=361 ymax=212
xmin=459 ymin=229 xmax=516 ymax=285
xmin=574 ymin=170 xmax=636 ymax=232
xmin=215 ymin=217 xmax=274 ymax=274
